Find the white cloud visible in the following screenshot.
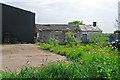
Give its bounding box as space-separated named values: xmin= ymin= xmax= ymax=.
xmin=0 ymin=0 xmax=120 ymax=32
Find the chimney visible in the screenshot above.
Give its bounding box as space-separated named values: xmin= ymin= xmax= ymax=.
xmin=93 ymin=22 xmax=97 ymax=27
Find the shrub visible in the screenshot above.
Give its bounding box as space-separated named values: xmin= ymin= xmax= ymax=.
xmin=78 ymin=52 xmax=119 ymax=79
xmin=64 ymin=48 xmax=71 ymax=57
xmin=40 ymin=43 xmax=51 ymax=50
xmin=83 ymin=45 xmax=93 ymax=52
xmin=68 ymin=48 xmax=84 ymax=60
xmin=91 ymin=33 xmax=110 ymax=46
xmin=65 ymin=31 xmax=76 ymax=47
xmin=49 ymin=38 xmax=59 ymax=47
xmin=50 ymin=46 xmax=60 ymax=54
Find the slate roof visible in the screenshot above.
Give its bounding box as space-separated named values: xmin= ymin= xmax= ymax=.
xmin=80 ymin=25 xmax=102 ymax=32
xmin=36 ymin=24 xmax=76 ymax=31
xmin=36 ymin=24 xmax=102 ymax=32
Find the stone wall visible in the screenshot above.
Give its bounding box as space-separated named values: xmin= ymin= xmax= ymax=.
xmin=37 ymin=30 xmax=66 ymax=44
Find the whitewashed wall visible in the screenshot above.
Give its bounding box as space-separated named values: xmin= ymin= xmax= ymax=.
xmin=81 ymin=31 xmax=101 ymax=42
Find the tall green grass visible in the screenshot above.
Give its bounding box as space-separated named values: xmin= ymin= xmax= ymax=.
xmin=1 ymin=61 xmax=119 ymax=79
xmin=1 ymin=34 xmax=120 ymax=79
xmin=38 ymin=42 xmax=119 ymax=79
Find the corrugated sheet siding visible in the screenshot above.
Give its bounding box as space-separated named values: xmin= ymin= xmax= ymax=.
xmin=0 ymin=3 xmax=2 ymax=44
xmin=2 ymin=3 xmax=35 ymax=43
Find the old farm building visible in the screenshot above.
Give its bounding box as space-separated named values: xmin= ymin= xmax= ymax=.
xmin=79 ymin=23 xmax=102 ymax=43
xmin=0 ymin=3 xmax=35 ymax=43
xmin=36 ymin=22 xmax=102 ymax=44
xmin=36 ymin=24 xmax=76 ymax=44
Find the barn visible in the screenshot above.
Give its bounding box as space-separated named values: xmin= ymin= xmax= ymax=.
xmin=36 ymin=24 xmax=76 ymax=44
xmin=36 ymin=22 xmax=102 ymax=44
xmin=0 ymin=3 xmax=35 ymax=44
xmin=78 ymin=22 xmax=102 ymax=43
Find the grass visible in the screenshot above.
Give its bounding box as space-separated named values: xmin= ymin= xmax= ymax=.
xmin=38 ymin=42 xmax=119 ymax=79
xmin=2 ymin=62 xmax=117 ymax=79
xmin=1 ymin=60 xmax=119 ymax=79
xmin=1 ymin=37 xmax=120 ymax=79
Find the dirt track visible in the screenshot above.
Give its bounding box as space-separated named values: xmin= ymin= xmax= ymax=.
xmin=1 ymin=44 xmax=66 ymax=72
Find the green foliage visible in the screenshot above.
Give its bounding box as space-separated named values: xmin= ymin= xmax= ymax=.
xmin=1 ymin=35 xmax=119 ymax=79
xmin=49 ymin=38 xmax=59 ymax=47
xmin=50 ymin=46 xmax=61 ymax=54
xmin=79 ymin=52 xmax=119 ymax=79
xmin=1 ymin=62 xmax=81 ymax=78
xmin=91 ymin=33 xmax=110 ymax=46
xmin=1 ymin=60 xmax=119 ymax=79
xmin=0 ymin=71 xmax=2 ymax=78
xmin=68 ymin=20 xmax=83 ymax=25
xmin=68 ymin=20 xmax=84 ymax=29
xmin=40 ymin=43 xmax=51 ymax=50
xmin=39 ymin=39 xmax=119 ymax=79
xmin=65 ymin=31 xmax=76 ymax=47
xmin=65 ymin=31 xmax=82 ymax=47
xmin=69 ymin=48 xmax=84 ymax=60
xmin=83 ymin=44 xmax=93 ymax=52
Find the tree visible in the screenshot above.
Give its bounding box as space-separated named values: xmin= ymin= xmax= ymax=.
xmin=68 ymin=20 xmax=84 ymax=30
xmin=68 ymin=20 xmax=83 ymax=25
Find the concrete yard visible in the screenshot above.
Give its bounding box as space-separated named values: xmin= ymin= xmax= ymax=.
xmin=1 ymin=44 xmax=66 ymax=72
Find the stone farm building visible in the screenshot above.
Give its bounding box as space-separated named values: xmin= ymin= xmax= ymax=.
xmin=0 ymin=3 xmax=35 ymax=44
xmin=36 ymin=22 xmax=102 ymax=44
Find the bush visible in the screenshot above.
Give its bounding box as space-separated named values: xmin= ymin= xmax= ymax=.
xmin=91 ymin=33 xmax=110 ymax=46
xmin=40 ymin=43 xmax=51 ymax=50
xmin=49 ymin=38 xmax=59 ymax=47
xmin=78 ymin=52 xmax=119 ymax=79
xmin=49 ymin=46 xmax=60 ymax=54
xmin=68 ymin=48 xmax=84 ymax=60
xmin=83 ymin=45 xmax=93 ymax=51
xmin=65 ymin=31 xmax=76 ymax=47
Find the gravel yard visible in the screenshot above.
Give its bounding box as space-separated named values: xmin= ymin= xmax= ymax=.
xmin=1 ymin=44 xmax=66 ymax=72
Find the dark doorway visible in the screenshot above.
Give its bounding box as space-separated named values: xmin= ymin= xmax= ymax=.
xmin=82 ymin=34 xmax=87 ymax=43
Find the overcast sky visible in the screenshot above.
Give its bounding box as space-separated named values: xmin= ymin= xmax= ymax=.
xmin=0 ymin=0 xmax=119 ymax=33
